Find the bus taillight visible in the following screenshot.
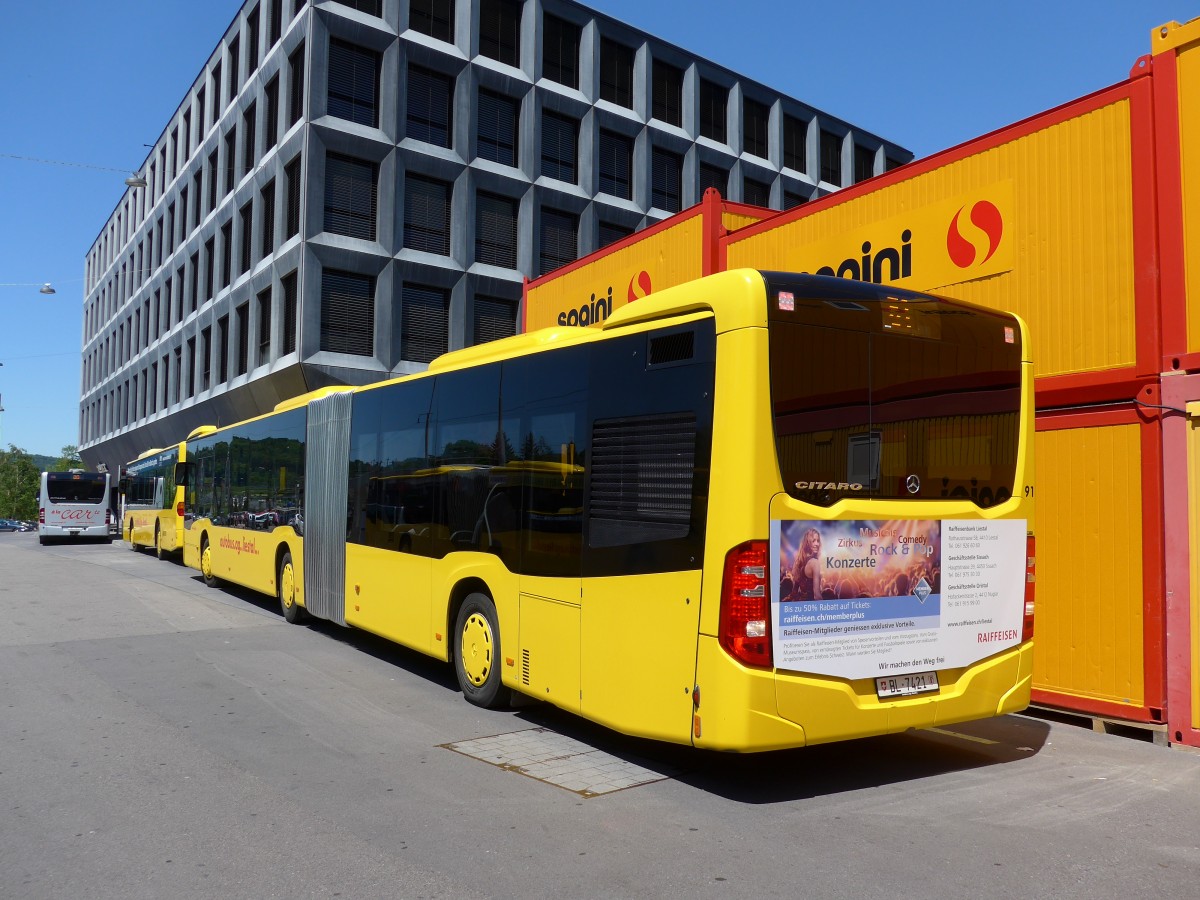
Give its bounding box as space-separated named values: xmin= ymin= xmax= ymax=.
xmin=177 ymin=501 xmax=185 ymax=518
xmin=719 ymin=541 xmax=772 ymax=668
xmin=1023 ymin=534 xmax=1035 ymax=642
xmin=38 ymin=507 xmax=45 ymax=525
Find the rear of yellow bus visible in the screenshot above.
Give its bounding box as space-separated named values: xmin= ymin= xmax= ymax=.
xmin=693 ymin=270 xmax=1034 ymax=751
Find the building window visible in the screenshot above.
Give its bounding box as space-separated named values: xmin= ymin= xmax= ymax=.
xmin=479 ymin=0 xmax=521 ymax=67
xmin=247 ymin=7 xmax=260 ymax=74
xmin=700 ymin=80 xmax=726 ymax=143
xmin=335 ymin=0 xmax=381 ymax=15
xmin=600 ymin=38 xmax=633 ymax=108
xmin=257 ymin=287 xmax=272 ymax=364
xmin=820 ymin=129 xmax=841 ymax=184
xmin=224 ymin=126 xmax=237 ymax=194
xmin=207 ymin=150 xmax=218 ymax=212
xmin=236 ymin=301 xmax=250 ymax=375
xmin=288 ymin=42 xmax=305 ymax=126
xmin=477 ymin=88 xmax=519 ymax=166
xmin=239 ymin=200 xmax=253 ymax=274
xmin=540 ymin=110 xmax=577 ymax=183
xmin=404 ymin=173 xmax=451 ymax=255
xmin=193 ymin=171 xmax=204 ymax=229
xmin=201 ymin=326 xmax=212 ymax=390
xmin=783 ymin=190 xmax=807 ymax=210
xmin=743 ymin=176 xmax=771 ymax=207
xmin=173 ymin=346 xmax=182 ymax=404
xmin=320 ymin=270 xmax=375 ymax=356
xmin=652 ymin=61 xmax=682 ymax=127
xmin=204 ymin=238 xmax=216 ymax=302
xmin=651 ymin=147 xmax=682 ymax=212
xmin=189 ymin=251 xmax=200 ymax=312
xmin=285 ymin=154 xmax=302 ymax=238
xmin=598 ymin=130 xmax=632 ymax=200
xmin=539 ymin=207 xmax=577 ymax=276
xmin=261 ymin=179 xmax=276 ymax=258
xmin=179 ymin=188 xmax=189 ymax=243
xmin=242 ymin=102 xmax=257 ymax=172
xmin=598 ymin=220 xmax=633 ymax=248
xmin=269 ymin=0 xmax=282 ymax=45
xmin=211 ymin=63 xmax=222 ymax=123
xmin=407 ymin=64 xmax=452 ymax=147
xmin=854 ymin=144 xmax=875 ymax=183
xmin=220 ymin=219 xmax=233 ymax=288
xmin=783 ymin=114 xmax=806 ymax=172
xmin=473 ymin=295 xmax=516 ymax=344
xmin=217 ymin=314 xmax=229 ymax=383
xmin=282 ymin=271 xmax=298 ymax=354
xmin=743 ymin=98 xmax=769 ymax=158
xmin=328 ymin=38 xmax=380 ymax=128
xmin=264 ymin=74 xmax=280 ymax=151
xmin=182 ymin=109 xmax=192 ymax=162
xmin=228 ymin=37 xmax=240 ymax=104
xmin=401 ymin=284 xmax=448 ymax=364
xmin=324 ymin=152 xmax=377 ymax=240
xmin=410 ymin=0 xmax=454 ymax=42
xmin=699 ymin=163 xmax=727 ymax=197
xmin=543 ymin=14 xmax=579 ymax=89
xmin=475 ymin=191 xmax=518 ymax=268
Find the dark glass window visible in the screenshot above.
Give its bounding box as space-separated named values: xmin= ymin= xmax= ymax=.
xmin=699 ymin=162 xmax=727 ymax=197
xmin=542 ymin=14 xmax=579 ymax=88
xmin=320 ymin=269 xmax=375 ymax=356
xmin=539 ymin=207 xmax=577 ymax=276
xmin=218 ymin=315 xmax=229 ymax=383
xmin=211 ymin=63 xmax=223 ymax=121
xmin=328 ymin=38 xmax=380 ymax=128
xmin=699 ymin=80 xmax=726 ymax=143
xmin=224 ymin=126 xmax=237 ymax=194
xmin=227 ymin=37 xmax=240 ymax=103
xmin=207 ymin=150 xmax=218 ymax=211
xmin=479 ymin=0 xmax=521 ymax=67
xmin=477 ymin=88 xmax=519 ymax=166
xmin=410 ymin=0 xmax=454 ymax=42
xmin=285 ymin=154 xmax=302 ymax=238
xmin=220 ymin=220 xmax=233 ymax=288
xmin=247 ymin=7 xmax=260 ymax=74
xmin=204 ymin=238 xmax=216 ymax=301
xmin=269 ymin=0 xmax=282 ymax=45
xmin=475 ymin=191 xmax=518 ymax=268
xmin=257 ymin=286 xmax=272 ymax=363
xmin=743 ymin=98 xmax=769 ymax=158
xmin=236 ymin=301 xmax=250 ymax=375
xmin=743 ymin=176 xmax=771 ymax=207
xmin=335 ymin=0 xmax=381 ymax=15
xmin=652 ymin=61 xmax=682 ymax=126
xmin=783 ymin=114 xmax=806 ymax=172
xmin=288 ymin=42 xmax=305 ymax=125
xmin=598 ymin=220 xmax=632 ymax=248
xmin=260 ymin=178 xmax=276 ymax=258
xmin=820 ymin=129 xmax=841 ymax=184
xmin=783 ymin=190 xmax=807 ymax=210
xmin=239 ymin=200 xmax=253 ymax=274
xmin=599 ymin=38 xmax=633 ymax=108
xmin=282 ymin=271 xmax=298 ymax=354
xmin=597 ymin=129 xmax=632 ymax=200
xmin=401 ymin=284 xmax=449 ymax=363
xmin=540 ymin=110 xmax=577 ymax=183
xmin=854 ymin=144 xmax=875 ymax=183
xmin=473 ymin=295 xmax=516 ymax=344
xmin=264 ymin=75 xmax=280 ymax=150
xmin=242 ymin=102 xmax=257 ymax=172
xmin=407 ymin=64 xmax=452 ymax=147
xmin=404 ymin=173 xmax=451 ymax=255
xmin=886 ymin=156 xmax=906 ymax=172
xmin=324 ymin=152 xmax=377 ymax=240
xmin=189 ymin=252 xmax=200 ymax=313
xmin=651 ymin=147 xmax=682 ymax=212
xmin=193 ymin=171 xmax=204 ymax=228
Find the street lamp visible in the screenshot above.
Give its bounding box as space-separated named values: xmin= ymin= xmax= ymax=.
xmin=39 ymin=283 xmax=55 ymax=295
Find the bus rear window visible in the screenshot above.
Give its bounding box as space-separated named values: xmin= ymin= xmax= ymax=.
xmin=765 ymin=275 xmax=1023 ymax=508
xmin=47 ymin=475 xmax=108 ymax=504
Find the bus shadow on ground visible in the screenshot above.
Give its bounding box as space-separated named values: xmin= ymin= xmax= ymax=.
xmin=194 ymin=579 xmax=1051 ymax=803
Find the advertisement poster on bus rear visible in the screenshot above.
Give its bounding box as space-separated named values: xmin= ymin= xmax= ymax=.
xmin=770 ymin=518 xmax=1026 ymax=680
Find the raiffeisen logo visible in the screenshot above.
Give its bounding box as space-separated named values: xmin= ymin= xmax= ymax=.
xmin=946 ymin=200 xmax=1004 ymax=268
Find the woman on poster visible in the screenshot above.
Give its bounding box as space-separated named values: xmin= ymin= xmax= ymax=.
xmin=790 ymin=526 xmax=823 ymax=601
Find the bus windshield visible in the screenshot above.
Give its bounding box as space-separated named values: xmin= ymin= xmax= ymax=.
xmin=765 ymin=273 xmax=1023 ymax=508
xmin=46 ymin=473 xmax=108 ymax=504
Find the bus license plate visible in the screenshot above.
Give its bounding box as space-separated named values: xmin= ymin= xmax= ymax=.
xmin=876 ymin=671 xmax=940 ymax=699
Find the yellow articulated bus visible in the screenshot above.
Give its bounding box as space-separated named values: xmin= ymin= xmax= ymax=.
xmin=121 ymin=442 xmax=188 ymax=558
xmin=179 ymin=269 xmax=1035 ymax=751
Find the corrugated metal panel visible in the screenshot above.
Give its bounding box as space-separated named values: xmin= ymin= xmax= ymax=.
xmin=1033 ymin=421 xmax=1145 ymax=707
xmin=303 ymin=390 xmax=352 ymax=626
xmin=721 ymin=211 xmax=765 ymax=233
xmin=727 ymin=97 xmax=1138 ymax=379
xmin=1179 ymin=42 xmax=1200 ymax=353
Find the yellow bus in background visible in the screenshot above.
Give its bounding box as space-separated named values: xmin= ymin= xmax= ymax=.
xmin=180 ymin=269 xmax=1035 ymax=751
xmin=121 ymin=442 xmax=188 ymax=558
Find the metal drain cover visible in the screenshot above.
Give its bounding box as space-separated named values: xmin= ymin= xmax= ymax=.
xmin=442 ymin=727 xmax=674 ymax=797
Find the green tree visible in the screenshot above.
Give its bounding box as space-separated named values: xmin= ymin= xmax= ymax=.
xmin=53 ymin=444 xmax=82 ymax=471
xmin=0 ymin=445 xmax=40 ymax=520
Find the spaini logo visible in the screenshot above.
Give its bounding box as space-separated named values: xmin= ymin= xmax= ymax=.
xmin=627 ymin=270 xmax=652 ymax=303
xmin=946 ymin=200 xmax=1003 ymax=268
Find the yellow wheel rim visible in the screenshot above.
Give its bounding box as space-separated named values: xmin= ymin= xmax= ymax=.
xmin=460 ymin=612 xmax=494 ymax=688
xmin=280 ymin=562 xmax=295 ymax=609
xmin=201 ymin=545 xmax=213 ymax=580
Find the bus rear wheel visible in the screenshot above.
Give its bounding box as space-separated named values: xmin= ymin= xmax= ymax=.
xmin=454 ymin=593 xmax=509 ymax=709
xmin=200 ymin=537 xmax=220 ymax=588
xmin=279 ymin=551 xmax=304 ymax=624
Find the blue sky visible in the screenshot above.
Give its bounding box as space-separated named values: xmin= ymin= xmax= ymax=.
xmin=0 ymin=0 xmax=1184 ymax=457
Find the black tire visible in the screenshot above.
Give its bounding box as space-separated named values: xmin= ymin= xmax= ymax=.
xmin=38 ymin=535 xmax=47 ymax=546
xmin=454 ymin=592 xmax=509 ymax=709
xmin=200 ymin=536 xmax=220 ymax=588
xmin=279 ymin=551 xmax=305 ymax=623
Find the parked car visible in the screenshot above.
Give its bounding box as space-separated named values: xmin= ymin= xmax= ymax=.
xmin=0 ymin=518 xmax=21 ymax=532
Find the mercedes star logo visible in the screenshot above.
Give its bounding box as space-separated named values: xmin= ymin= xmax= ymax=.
xmin=906 ymin=474 xmax=921 ymax=495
